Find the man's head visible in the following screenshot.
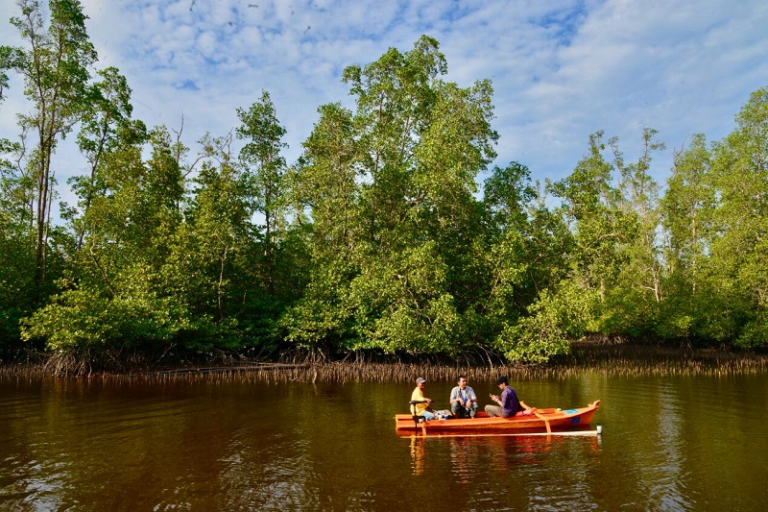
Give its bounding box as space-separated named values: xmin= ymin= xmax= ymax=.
xmin=496 ymin=376 xmax=508 ymax=388
xmin=416 ymin=377 xmax=427 ymax=388
xmin=457 ymin=376 xmax=467 ymax=389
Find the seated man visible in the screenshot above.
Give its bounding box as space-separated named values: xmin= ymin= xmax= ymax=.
xmin=485 ymin=376 xmax=533 ymax=417
xmin=449 ymin=375 xmax=478 ymax=418
xmin=410 ymin=377 xmax=435 ymax=420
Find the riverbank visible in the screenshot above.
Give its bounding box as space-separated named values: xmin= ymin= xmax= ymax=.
xmin=2 ymin=342 xmax=767 ymax=383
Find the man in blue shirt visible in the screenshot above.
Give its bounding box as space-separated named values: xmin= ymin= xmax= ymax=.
xmin=485 ymin=376 xmax=530 ymax=417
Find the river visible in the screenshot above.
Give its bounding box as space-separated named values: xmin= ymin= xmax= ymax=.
xmin=1 ymin=371 xmax=766 ymax=510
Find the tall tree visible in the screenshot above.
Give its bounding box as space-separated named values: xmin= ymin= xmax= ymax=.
xmin=657 ymin=134 xmax=715 ymax=340
xmin=662 ymin=133 xmax=713 ymax=294
xmin=21 ymin=127 xmax=198 ymax=360
xmin=8 ymin=0 xmax=97 ymax=284
xmin=708 ymin=87 xmax=768 ymax=347
xmin=236 ymin=91 xmax=287 ymax=257
xmin=66 ymin=66 xmax=142 ymax=248
xmin=280 ymin=103 xmax=361 ymax=354
xmin=551 ymin=131 xmax=625 ymax=303
xmin=167 ymin=133 xmax=251 ymax=325
xmin=285 ymin=36 xmax=498 ymax=356
xmin=612 ymin=128 xmax=665 ymax=304
xmin=291 ymin=102 xmax=360 ymax=259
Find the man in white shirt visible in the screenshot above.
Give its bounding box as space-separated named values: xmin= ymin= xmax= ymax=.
xmin=449 ymin=375 xmax=478 ymax=418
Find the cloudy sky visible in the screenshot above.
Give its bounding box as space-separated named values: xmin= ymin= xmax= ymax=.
xmin=2 ymin=0 xmax=767 ymax=207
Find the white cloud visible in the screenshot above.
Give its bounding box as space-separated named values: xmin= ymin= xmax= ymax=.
xmin=2 ymin=0 xmax=767 ymax=211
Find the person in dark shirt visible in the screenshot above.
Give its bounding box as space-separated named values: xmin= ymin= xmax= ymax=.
xmin=485 ymin=376 xmax=532 ymax=417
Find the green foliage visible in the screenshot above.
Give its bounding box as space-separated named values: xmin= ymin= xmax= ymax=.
xmin=283 ymin=35 xmax=500 ymax=357
xmin=0 ymin=225 xmax=36 ymax=344
xmin=735 ymin=313 xmax=768 ymax=349
xmin=22 ymin=272 xmax=237 ymax=353
xmin=1 ymin=108 xmax=33 ymax=347
xmin=281 ymin=260 xmax=356 ymax=350
xmin=20 ymin=127 xmax=214 ymax=353
xmin=346 ymin=242 xmax=461 ymax=354
xmin=3 ymin=16 xmax=768 ymax=363
xmin=495 ymin=282 xmax=600 ymax=363
xmin=236 ymin=90 xmax=288 ymax=248
xmin=661 ymin=133 xmax=713 ymax=289
xmin=550 ymin=131 xmax=628 ymax=301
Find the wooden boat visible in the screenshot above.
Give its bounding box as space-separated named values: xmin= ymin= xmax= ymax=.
xmin=395 ymin=400 xmax=600 ymax=435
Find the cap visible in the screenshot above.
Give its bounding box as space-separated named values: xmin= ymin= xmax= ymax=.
xmin=416 ymin=377 xmax=427 ymax=384
xmin=496 ymin=376 xmax=508 ymax=385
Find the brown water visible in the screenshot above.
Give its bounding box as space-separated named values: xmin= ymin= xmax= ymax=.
xmin=1 ymin=371 xmax=766 ymax=511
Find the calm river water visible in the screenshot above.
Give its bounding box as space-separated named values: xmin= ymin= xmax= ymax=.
xmin=1 ymin=371 xmax=767 ymax=511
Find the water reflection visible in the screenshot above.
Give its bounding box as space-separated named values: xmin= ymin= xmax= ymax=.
xmin=409 ymin=433 xmax=602 ymax=476
xmin=1 ymin=373 xmax=767 ymax=510
xmin=410 ymin=436 xmax=426 ymax=475
xmin=645 ymin=382 xmax=691 ymax=511
xmin=406 ymin=433 xmax=604 ymax=510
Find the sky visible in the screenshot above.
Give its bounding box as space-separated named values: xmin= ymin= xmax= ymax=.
xmin=2 ymin=0 xmax=768 ymax=210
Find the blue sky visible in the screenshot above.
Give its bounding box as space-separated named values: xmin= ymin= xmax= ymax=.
xmin=2 ymin=0 xmax=768 ymax=210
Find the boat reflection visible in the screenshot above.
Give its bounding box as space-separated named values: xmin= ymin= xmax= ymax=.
xmin=408 ymin=431 xmax=600 ymax=477
xmin=410 ymin=435 xmax=426 ymax=475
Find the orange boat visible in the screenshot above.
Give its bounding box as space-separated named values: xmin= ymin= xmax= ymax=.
xmin=395 ymin=400 xmax=600 ymax=435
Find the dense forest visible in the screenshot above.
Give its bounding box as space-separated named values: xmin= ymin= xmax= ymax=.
xmin=2 ymin=1 xmax=767 ymax=368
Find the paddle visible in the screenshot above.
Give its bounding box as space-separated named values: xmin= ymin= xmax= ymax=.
xmin=533 ymin=409 xmax=552 ymax=434
xmin=521 ymin=400 xmax=552 ymax=434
